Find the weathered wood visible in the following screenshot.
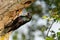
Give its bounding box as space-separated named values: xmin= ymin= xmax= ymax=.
xmin=0 ymin=0 xmax=34 ymax=40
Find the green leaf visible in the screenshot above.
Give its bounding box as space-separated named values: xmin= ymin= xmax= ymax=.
xmin=46 ymin=37 xmax=54 ymax=40
xmin=13 ymin=31 xmax=18 ymax=40
xmin=22 ymin=33 xmax=25 ymax=40
xmin=57 ymin=32 xmax=60 ymax=40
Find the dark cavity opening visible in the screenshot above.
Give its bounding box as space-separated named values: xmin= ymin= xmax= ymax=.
xmin=24 ymin=1 xmax=32 ymax=4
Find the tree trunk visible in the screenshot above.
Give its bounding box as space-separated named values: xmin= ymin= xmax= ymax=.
xmin=0 ymin=0 xmax=34 ymax=40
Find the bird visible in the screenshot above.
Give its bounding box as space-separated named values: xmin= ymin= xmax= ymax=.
xmin=0 ymin=0 xmax=34 ymax=40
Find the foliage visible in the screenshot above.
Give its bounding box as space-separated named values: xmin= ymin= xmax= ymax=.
xmin=22 ymin=33 xmax=25 ymax=40
xmin=46 ymin=37 xmax=54 ymax=40
xmin=13 ymin=31 xmax=18 ymax=40
xmin=57 ymin=32 xmax=60 ymax=40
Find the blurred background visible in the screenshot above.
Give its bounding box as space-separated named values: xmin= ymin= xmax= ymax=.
xmin=9 ymin=0 xmax=60 ymax=40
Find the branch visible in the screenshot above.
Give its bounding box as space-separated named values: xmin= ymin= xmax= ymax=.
xmin=47 ymin=20 xmax=55 ymax=36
